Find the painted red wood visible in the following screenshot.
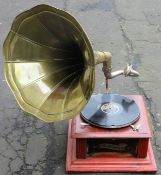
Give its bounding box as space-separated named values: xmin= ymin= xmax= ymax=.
xmin=72 ymin=96 xmax=152 ymax=139
xmin=136 ymin=138 xmax=149 ymax=158
xmin=76 ymin=139 xmax=87 ymax=159
xmin=66 ymin=120 xmax=157 ymax=172
xmin=66 ymin=95 xmax=157 ymax=172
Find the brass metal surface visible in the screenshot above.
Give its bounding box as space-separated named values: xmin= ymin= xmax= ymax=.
xmin=3 ymin=4 xmax=110 ymax=122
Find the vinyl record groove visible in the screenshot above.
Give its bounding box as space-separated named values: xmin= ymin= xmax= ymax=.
xmin=81 ymin=93 xmax=140 ymax=128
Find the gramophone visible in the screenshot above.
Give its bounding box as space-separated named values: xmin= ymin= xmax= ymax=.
xmin=3 ymin=4 xmax=157 ymax=173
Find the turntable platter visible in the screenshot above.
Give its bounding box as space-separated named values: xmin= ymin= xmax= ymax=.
xmin=81 ymin=93 xmax=140 ymax=128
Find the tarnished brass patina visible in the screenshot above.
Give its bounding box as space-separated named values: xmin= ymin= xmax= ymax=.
xmin=3 ymin=5 xmax=138 ymax=122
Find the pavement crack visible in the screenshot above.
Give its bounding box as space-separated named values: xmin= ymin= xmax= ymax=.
xmin=135 ymin=39 xmax=161 ymax=44
xmin=134 ymin=81 xmax=158 ymax=129
xmin=112 ymin=0 xmax=134 ymax=64
xmin=112 ymin=0 xmax=158 ymax=132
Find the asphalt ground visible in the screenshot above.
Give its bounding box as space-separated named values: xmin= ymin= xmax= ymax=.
xmin=0 ymin=0 xmax=161 ymax=174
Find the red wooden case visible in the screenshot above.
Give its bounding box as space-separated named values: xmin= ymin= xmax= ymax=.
xmin=66 ymin=95 xmax=157 ymax=172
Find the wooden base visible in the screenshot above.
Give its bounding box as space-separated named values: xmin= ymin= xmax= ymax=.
xmin=66 ymin=120 xmax=157 ymax=173
xmin=66 ymin=95 xmax=157 ymax=173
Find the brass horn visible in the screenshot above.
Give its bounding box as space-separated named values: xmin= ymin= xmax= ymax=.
xmin=3 ymin=5 xmax=137 ymax=122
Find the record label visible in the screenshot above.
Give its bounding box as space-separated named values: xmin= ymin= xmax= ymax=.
xmin=100 ymin=102 xmax=120 ymax=114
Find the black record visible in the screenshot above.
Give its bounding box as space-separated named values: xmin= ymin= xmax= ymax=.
xmin=81 ymin=93 xmax=140 ymax=128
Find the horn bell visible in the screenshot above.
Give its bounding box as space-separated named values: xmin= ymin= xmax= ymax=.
xmin=3 ymin=4 xmax=95 ymax=122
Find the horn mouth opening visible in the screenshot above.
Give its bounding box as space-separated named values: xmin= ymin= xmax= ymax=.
xmin=3 ymin=5 xmax=95 ymax=122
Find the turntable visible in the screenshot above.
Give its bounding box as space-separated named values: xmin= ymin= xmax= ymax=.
xmin=3 ymin=5 xmax=157 ymax=173
xmin=81 ymin=93 xmax=140 ymax=128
